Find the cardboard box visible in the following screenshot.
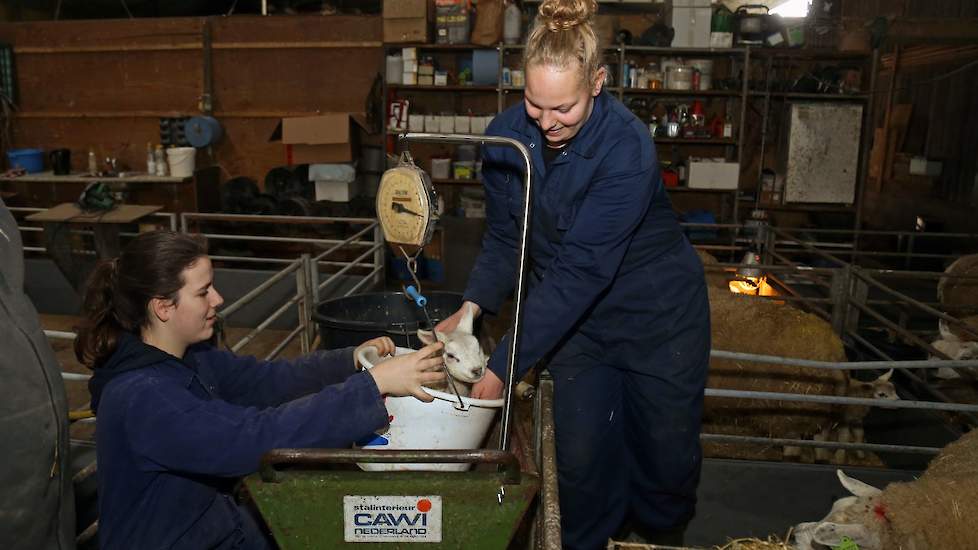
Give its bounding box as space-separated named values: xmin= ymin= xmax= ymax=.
xmin=315 ymin=179 xmax=358 ymax=202
xmin=688 ymin=159 xmax=739 ymax=189
xmin=384 ymin=0 xmax=429 ymax=43
xmin=270 ymin=113 xmax=367 ymax=165
xmin=454 ymin=115 xmax=470 ymax=134
xmin=384 ymin=0 xmax=426 ymax=19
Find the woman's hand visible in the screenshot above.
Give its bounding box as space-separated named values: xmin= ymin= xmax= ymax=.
xmin=367 ymin=342 xmax=446 ymax=402
xmin=435 ymin=301 xmax=482 ymax=334
xmin=355 ymin=336 xmax=396 ymax=368
xmin=471 ymin=369 xmax=504 ymax=400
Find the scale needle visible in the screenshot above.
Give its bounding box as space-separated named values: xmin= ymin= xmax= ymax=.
xmin=391 ymin=202 xmax=423 ymax=217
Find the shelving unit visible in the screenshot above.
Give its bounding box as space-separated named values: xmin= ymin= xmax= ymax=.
xmin=383 ymin=42 xmax=874 ymax=226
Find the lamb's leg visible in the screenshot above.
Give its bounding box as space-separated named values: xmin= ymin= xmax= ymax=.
xmin=833 ymin=426 xmax=851 ymax=465
xmin=814 ymin=428 xmax=832 ymax=463
xmin=783 ymin=430 xmax=802 ymax=461
xmin=852 ymin=425 xmax=866 ymax=459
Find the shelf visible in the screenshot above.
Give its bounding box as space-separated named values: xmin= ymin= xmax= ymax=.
xmin=389 ymin=84 xmax=497 ymax=92
xmin=617 ymin=46 xmax=747 ymax=56
xmin=655 ymin=138 xmax=737 ymax=145
xmin=385 ymin=43 xmax=498 ymax=51
xmin=737 ymin=198 xmax=855 ymax=212
xmin=749 ymin=48 xmax=871 ymax=60
xmin=748 ymin=91 xmax=868 ymax=101
xmin=624 ymin=88 xmax=741 ymax=97
xmin=432 ymin=178 xmax=482 ymax=186
xmin=667 ymin=187 xmax=738 ymax=193
xmin=500 ymin=85 xmax=624 ymax=94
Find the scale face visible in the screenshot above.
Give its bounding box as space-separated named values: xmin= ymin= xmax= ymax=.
xmin=376 ymin=157 xmax=438 ymax=248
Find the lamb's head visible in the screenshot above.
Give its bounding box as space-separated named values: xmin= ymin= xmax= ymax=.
xmin=417 ymin=305 xmax=486 ymax=384
xmin=849 ymin=369 xmax=898 ymax=403
xmin=793 ymin=470 xmax=885 ymax=550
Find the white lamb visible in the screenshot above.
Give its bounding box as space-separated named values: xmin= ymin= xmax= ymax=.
xmin=417 ymin=303 xmax=487 ymax=397
xmin=794 ymin=429 xmax=978 ymax=550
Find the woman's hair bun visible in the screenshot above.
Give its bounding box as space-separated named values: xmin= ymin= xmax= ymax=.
xmin=537 ymin=0 xmax=597 ymax=32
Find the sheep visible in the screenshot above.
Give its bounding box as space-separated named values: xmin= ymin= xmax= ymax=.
xmin=813 ymin=370 xmax=898 ymax=463
xmin=416 ymin=302 xmax=487 ymax=397
xmin=705 ymin=287 xmax=899 ymax=463
xmin=928 ymin=320 xmax=978 ymax=380
xmin=793 ymin=429 xmax=978 ymax=550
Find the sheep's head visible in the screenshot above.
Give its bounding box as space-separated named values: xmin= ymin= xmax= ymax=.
xmin=871 ymin=369 xmax=898 ymax=401
xmin=793 ymin=470 xmax=884 ymax=550
xmin=417 ymin=304 xmax=486 ymax=384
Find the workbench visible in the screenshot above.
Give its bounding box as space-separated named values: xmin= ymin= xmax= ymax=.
xmin=26 ymin=203 xmax=163 ymax=292
xmin=0 ymin=166 xmax=220 ymax=213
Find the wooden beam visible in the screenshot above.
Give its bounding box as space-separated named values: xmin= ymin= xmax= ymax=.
xmin=887 ymin=18 xmax=978 ymax=43
xmin=15 ymin=40 xmax=381 ymax=55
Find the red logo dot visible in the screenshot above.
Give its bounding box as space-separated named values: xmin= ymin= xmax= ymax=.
xmin=417 ymin=499 xmax=432 ymax=513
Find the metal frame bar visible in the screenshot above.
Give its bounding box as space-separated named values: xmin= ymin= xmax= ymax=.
xmin=399 ymin=133 xmax=534 ymax=455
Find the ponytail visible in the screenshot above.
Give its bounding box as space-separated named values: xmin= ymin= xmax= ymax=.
xmin=74 ymin=258 xmax=122 ymax=368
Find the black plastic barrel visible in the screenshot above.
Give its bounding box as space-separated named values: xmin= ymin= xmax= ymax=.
xmin=314 ymin=291 xmax=471 ymax=350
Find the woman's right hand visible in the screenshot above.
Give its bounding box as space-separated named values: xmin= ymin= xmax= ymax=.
xmin=435 ymin=301 xmax=482 ymax=334
xmin=367 ymin=342 xmax=446 ymax=402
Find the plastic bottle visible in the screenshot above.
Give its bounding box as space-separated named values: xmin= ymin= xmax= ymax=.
xmin=503 ymin=1 xmax=522 ymax=45
xmin=87 ymin=148 xmax=97 ymax=176
xmin=146 ymin=142 xmax=156 ymax=176
xmin=154 ymin=145 xmax=167 ymax=176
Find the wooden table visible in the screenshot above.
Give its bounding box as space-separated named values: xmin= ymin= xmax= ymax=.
xmin=27 ymin=203 xmax=163 ymax=292
xmin=0 ymin=167 xmax=220 ymax=213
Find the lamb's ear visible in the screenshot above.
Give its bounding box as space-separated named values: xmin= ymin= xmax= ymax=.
xmin=457 ymin=303 xmax=475 ymax=335
xmin=813 ymin=522 xmax=879 ymax=549
xmin=877 ymin=368 xmax=893 ymax=382
xmin=417 ymin=329 xmax=437 ymax=345
xmin=837 ymin=470 xmax=882 ymax=497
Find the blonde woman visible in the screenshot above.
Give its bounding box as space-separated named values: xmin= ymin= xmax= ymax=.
xmin=437 ymin=1 xmax=711 ymax=547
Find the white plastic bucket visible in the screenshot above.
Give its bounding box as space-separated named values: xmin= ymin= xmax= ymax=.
xmin=166 ymin=147 xmax=196 ymax=178
xmin=355 ymin=346 xmax=503 ymax=472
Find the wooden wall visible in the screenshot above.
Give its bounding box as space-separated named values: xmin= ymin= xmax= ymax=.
xmin=0 ymin=15 xmax=383 ymax=187
xmin=840 ymin=0 xmax=978 ymax=232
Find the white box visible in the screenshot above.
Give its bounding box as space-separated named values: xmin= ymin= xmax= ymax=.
xmin=438 ymin=115 xmax=455 ymax=134
xmin=454 ymin=115 xmax=470 ymax=134
xmin=434 ymin=71 xmax=448 ymax=86
xmin=403 ymin=59 xmax=418 ymax=74
xmin=424 ymin=115 xmax=439 ymax=132
xmin=402 ymin=72 xmax=417 ymax=85
xmin=710 ymin=32 xmax=733 ymax=48
xmin=402 ymin=47 xmax=417 ymax=60
xmin=688 ymin=159 xmax=739 ymax=190
xmin=315 ymin=179 xmax=358 ymax=202
xmin=409 ymin=114 xmax=425 ymax=132
xmin=470 ymin=116 xmax=486 ymax=135
xmin=671 ymin=7 xmax=712 ymax=48
xmin=910 ymin=156 xmax=942 ymax=177
xmin=308 ymin=163 xmax=355 ymax=182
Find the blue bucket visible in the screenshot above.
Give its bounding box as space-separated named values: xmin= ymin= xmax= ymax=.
xmin=7 ymin=148 xmax=45 ymax=173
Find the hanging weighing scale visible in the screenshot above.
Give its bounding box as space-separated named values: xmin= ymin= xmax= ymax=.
xmin=376 ymin=151 xmax=439 ymax=252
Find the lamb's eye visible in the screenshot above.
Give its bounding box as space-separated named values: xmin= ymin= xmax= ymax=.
xmin=446 ymin=353 xmax=458 ymax=362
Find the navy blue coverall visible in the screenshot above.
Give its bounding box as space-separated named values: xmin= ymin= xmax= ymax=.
xmin=463 ymin=90 xmax=711 ymax=550
xmin=89 ymin=332 xmax=389 ymax=549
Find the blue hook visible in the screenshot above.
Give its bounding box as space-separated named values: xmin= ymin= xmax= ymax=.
xmin=405 ymin=285 xmax=427 ymax=308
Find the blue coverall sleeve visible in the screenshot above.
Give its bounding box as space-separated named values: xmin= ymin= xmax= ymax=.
xmin=462 ymin=146 xmax=519 ymax=314
xmin=192 ymin=347 xmax=358 ymax=408
xmin=123 ymin=370 xmax=388 ymax=477
xmin=487 ymin=140 xmax=655 ymax=382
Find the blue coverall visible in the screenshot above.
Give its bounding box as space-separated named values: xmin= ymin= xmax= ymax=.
xmin=463 ymin=90 xmax=711 ymax=550
xmin=88 ymin=332 xmax=389 ymax=549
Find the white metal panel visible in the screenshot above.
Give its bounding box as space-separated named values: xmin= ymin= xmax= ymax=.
xmin=784 ymin=103 xmax=863 ymax=204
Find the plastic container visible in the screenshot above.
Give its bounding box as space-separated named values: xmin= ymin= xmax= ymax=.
xmin=386 ymin=54 xmax=403 ymax=85
xmin=165 ymin=147 xmax=196 ymax=178
xmin=666 ymin=66 xmax=693 ymax=90
xmin=313 ymin=291 xmax=469 ymax=350
xmin=430 ymin=157 xmax=451 ymax=179
xmin=7 ymin=148 xmax=44 ymax=173
xmin=355 ymin=346 xmax=503 ymax=472
xmin=503 ymin=1 xmax=522 ymax=45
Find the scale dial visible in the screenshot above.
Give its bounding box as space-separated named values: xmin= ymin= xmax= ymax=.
xmin=376 ymin=164 xmax=438 ymax=247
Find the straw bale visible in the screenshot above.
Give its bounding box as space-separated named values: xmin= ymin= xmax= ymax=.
xmin=937 ymin=254 xmax=978 ymax=341
xmin=704 ymin=287 xmax=847 ymax=440
xmin=696 ymin=248 xmax=731 ymax=289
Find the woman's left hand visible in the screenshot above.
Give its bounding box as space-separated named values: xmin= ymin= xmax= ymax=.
xmin=355 ymin=336 xmax=396 ymax=369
